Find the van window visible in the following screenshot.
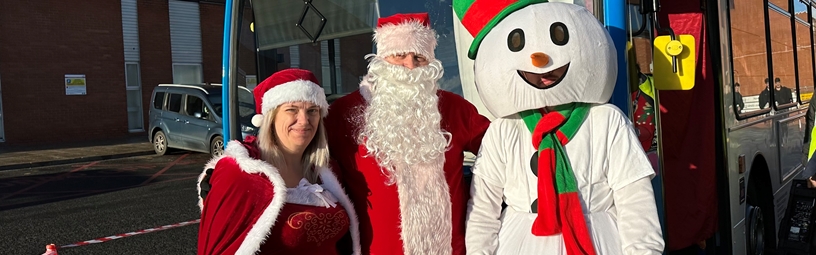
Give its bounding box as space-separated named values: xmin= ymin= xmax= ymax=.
xmin=168 ymin=93 xmax=182 ymax=113
xmin=153 ymin=92 xmax=165 ymax=109
xmin=185 ymin=95 xmax=208 ymax=119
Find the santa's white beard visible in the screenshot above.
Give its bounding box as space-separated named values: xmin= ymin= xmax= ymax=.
xmin=360 ymin=56 xmax=451 ymax=180
xmin=360 ymin=56 xmax=453 ymax=254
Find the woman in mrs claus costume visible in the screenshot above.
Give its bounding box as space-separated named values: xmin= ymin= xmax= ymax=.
xmin=197 ymin=69 xmax=360 ymax=255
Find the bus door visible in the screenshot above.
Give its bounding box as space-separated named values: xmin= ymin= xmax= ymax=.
xmin=622 ymin=0 xmax=724 ymax=253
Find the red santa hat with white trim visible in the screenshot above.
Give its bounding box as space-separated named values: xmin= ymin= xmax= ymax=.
xmin=374 ymin=13 xmax=437 ymax=59
xmin=250 ymin=68 xmax=328 ymax=127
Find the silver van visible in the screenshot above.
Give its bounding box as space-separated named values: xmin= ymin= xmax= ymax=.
xmin=148 ymin=84 xmax=257 ymax=156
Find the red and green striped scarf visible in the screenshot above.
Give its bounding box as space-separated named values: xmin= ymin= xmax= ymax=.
xmin=520 ymin=102 xmax=596 ymax=255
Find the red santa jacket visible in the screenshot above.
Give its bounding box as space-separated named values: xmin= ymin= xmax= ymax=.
xmin=325 ymin=90 xmax=490 ymax=255
xmin=197 ymin=137 xmax=361 ymax=255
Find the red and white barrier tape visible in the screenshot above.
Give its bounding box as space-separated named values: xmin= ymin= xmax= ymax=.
xmin=59 ymin=219 xmax=200 ymax=248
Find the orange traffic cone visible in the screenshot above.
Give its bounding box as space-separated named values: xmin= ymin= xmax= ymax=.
xmin=42 ymin=244 xmax=57 ymax=255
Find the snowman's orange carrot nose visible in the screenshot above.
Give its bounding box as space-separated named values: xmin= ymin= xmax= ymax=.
xmin=531 ymin=52 xmax=549 ymax=68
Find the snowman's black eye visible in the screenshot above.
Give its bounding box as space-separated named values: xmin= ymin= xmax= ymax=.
xmin=550 ymin=22 xmax=569 ymax=46
xmin=507 ymin=28 xmax=525 ymax=52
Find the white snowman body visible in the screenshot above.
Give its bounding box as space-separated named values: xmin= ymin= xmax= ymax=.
xmin=465 ymin=2 xmax=665 ymax=255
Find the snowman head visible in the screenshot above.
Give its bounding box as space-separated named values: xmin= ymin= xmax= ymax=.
xmin=455 ymin=1 xmax=616 ymax=118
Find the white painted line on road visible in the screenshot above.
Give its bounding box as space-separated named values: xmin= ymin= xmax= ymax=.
xmin=58 ymin=219 xmax=200 ymax=249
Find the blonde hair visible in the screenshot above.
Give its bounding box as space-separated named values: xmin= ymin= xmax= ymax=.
xmin=256 ymin=106 xmax=329 ymax=183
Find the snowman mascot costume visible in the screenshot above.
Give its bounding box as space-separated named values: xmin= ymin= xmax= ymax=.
xmin=455 ymin=1 xmax=665 ymax=254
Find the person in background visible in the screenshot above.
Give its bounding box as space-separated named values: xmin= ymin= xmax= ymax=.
xmin=197 ymin=69 xmax=360 ymax=255
xmin=632 ymin=71 xmax=657 ymax=151
xmin=734 ymin=82 xmax=745 ymax=113
xmin=774 ymin=77 xmax=793 ymax=105
xmin=759 ymin=78 xmax=771 ymax=109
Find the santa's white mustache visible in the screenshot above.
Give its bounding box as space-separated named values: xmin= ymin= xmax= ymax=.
xmin=365 ymin=54 xmax=444 ymax=85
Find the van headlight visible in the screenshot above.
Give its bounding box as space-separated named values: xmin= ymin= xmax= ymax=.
xmin=241 ymin=125 xmax=256 ymax=133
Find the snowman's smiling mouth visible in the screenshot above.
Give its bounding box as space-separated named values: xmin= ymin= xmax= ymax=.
xmin=517 ymin=63 xmax=570 ymax=90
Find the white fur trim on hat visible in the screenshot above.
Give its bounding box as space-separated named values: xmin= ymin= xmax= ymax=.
xmin=260 ymin=79 xmax=329 ymax=119
xmin=374 ymin=20 xmax=437 ymax=59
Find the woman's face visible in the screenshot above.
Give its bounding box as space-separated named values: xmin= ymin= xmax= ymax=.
xmin=273 ymin=101 xmax=320 ymax=154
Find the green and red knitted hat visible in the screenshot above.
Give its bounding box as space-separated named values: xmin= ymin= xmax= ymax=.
xmin=453 ymin=0 xmax=548 ymax=59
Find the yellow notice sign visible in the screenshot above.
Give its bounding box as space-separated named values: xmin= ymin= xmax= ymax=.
xmin=653 ymin=35 xmax=696 ymax=90
xmin=65 ymin=74 xmax=86 ymax=95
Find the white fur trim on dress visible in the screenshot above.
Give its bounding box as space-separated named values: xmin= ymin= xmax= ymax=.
xmin=319 ymin=167 xmax=362 ymax=255
xmin=261 ymin=79 xmax=329 ymax=117
xmin=374 ymin=20 xmax=437 ymax=60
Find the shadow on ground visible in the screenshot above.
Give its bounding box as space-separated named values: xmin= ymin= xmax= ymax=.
xmin=0 ymin=169 xmax=152 ymax=211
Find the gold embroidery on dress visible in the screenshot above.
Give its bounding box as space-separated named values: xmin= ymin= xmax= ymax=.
xmin=286 ymin=211 xmax=349 ymax=245
xmin=287 ymin=212 xmax=315 ymax=229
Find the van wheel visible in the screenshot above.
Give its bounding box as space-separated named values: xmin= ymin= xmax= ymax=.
xmin=153 ymin=131 xmax=168 ymax=156
xmin=210 ymin=136 xmax=224 ymax=157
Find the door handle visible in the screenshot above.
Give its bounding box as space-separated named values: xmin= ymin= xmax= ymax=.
xmin=175 ymin=118 xmax=181 ymax=122
xmin=185 ymin=120 xmax=190 ymax=124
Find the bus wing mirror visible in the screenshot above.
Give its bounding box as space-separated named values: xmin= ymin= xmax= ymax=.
xmin=653 ymin=34 xmax=696 ymax=90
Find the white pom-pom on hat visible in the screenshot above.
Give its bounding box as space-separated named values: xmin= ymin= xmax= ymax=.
xmin=251 ymin=114 xmax=264 ymax=127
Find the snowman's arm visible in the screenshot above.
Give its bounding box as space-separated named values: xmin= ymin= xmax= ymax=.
xmin=613 ymin=177 xmax=664 ymax=254
xmin=606 ymin=109 xmax=665 ymax=254
xmin=465 ymin=121 xmax=506 ymax=255
xmin=466 ymin=175 xmax=504 ymax=254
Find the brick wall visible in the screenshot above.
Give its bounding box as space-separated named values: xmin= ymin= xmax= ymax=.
xmin=139 ymin=0 xmax=174 ymax=138
xmin=201 ymin=3 xmax=255 ymax=85
xmin=201 ymin=3 xmax=224 ymax=84
xmin=0 ymin=0 xmax=127 ymax=145
xmin=0 ymin=1 xmax=235 ymax=146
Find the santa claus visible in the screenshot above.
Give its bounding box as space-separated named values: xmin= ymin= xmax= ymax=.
xmin=325 ymin=13 xmax=491 ymax=255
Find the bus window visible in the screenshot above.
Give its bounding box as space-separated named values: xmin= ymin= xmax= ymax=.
xmin=768 ymin=4 xmax=797 ymax=109
xmin=253 ymin=0 xmax=473 ymax=99
xmin=223 ymin=4 xmax=258 ymax=92
xmin=795 ymin=2 xmax=813 ymax=105
xmin=729 ymin=0 xmax=771 ymax=115
xmin=801 ymin=3 xmax=816 ymax=104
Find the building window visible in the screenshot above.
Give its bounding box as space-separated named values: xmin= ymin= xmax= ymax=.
xmin=173 ymin=64 xmax=203 ymax=84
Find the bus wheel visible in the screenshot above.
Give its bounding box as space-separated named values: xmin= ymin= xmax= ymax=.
xmin=746 ymin=204 xmax=765 ymax=255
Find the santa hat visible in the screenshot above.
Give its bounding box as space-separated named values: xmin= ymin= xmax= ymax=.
xmin=454 ymin=0 xmax=549 ymax=59
xmin=250 ymin=69 xmax=328 ymax=127
xmin=374 ymin=13 xmax=437 ymax=60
